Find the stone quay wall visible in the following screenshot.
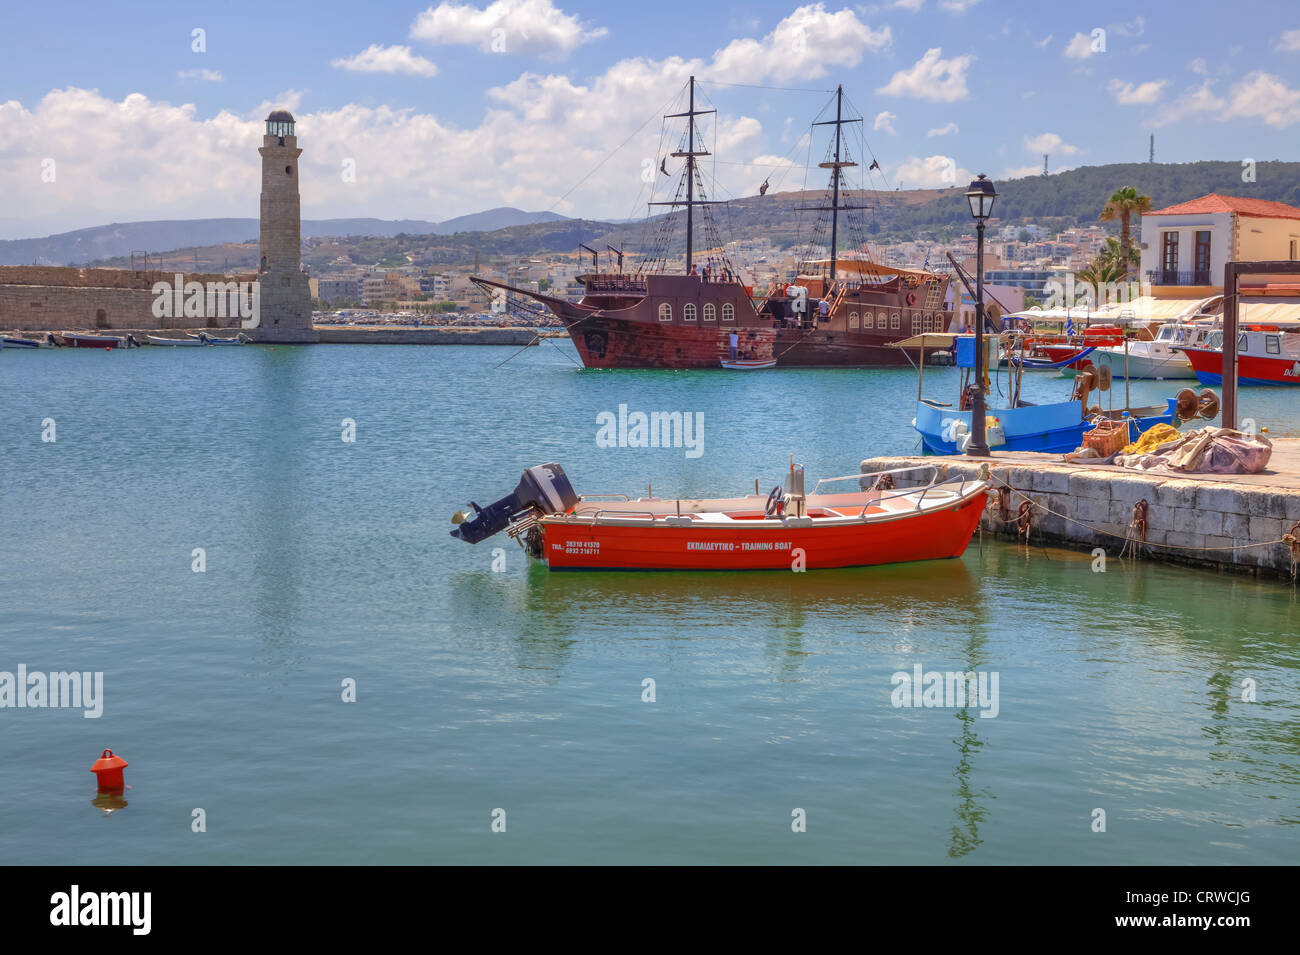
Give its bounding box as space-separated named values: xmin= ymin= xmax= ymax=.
xmin=860 ymin=450 xmax=1300 ymax=581
xmin=0 ymin=266 xmax=256 ymax=332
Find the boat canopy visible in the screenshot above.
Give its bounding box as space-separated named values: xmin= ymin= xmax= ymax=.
xmin=1010 ymin=294 xmax=1223 ymax=324
xmin=1201 ymin=296 xmax=1300 ymax=328
xmin=889 ymin=332 xmax=963 ymax=349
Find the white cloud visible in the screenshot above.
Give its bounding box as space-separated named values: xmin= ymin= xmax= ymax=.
xmin=1151 ymin=80 xmax=1226 ymax=128
xmin=177 ymin=69 xmax=223 ymax=82
xmin=890 ymin=154 xmax=971 ymax=188
xmin=1112 ymin=16 xmax=1145 ymax=37
xmin=1277 ymin=29 xmax=1300 ymax=52
xmin=710 ymin=4 xmax=891 ymax=81
xmin=892 ymin=0 xmax=925 ymax=10
xmin=1107 ymin=78 xmax=1167 ymax=105
xmin=1189 ymin=57 xmax=1207 ymax=75
xmin=1024 ymin=132 xmax=1078 ymax=155
xmin=926 ymin=121 xmax=958 ymax=136
xmin=332 ymin=44 xmax=440 ymax=77
xmin=410 ymin=0 xmax=606 ymax=58
xmin=1227 ymin=71 xmax=1300 ymax=129
xmin=876 ymin=47 xmax=974 ymax=102
xmin=1001 ymin=164 xmax=1043 ymax=179
xmin=937 ymin=0 xmax=980 ymax=10
xmin=0 ymin=8 xmax=915 ymax=236
xmin=1034 ymin=34 xmax=1053 ymax=48
xmin=873 ymin=110 xmax=897 ymax=134
xmin=1064 ymin=32 xmax=1095 ymax=59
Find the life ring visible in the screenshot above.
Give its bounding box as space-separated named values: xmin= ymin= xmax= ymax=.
xmin=906 ymin=292 xmax=917 ymax=306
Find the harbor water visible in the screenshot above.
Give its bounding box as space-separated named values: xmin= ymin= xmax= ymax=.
xmin=2 ymin=342 xmax=1298 ymax=864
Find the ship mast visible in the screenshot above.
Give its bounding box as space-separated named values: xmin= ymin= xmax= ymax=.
xmin=649 ymin=75 xmax=718 ymax=274
xmin=798 ymin=84 xmax=867 ymax=283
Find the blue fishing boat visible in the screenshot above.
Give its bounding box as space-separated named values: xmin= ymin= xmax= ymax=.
xmin=904 ymin=333 xmax=1180 ymax=455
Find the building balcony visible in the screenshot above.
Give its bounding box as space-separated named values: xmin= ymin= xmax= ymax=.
xmin=1146 ymin=269 xmax=1214 ymax=287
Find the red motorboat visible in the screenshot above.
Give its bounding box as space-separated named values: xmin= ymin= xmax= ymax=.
xmin=450 ymin=463 xmax=989 ymax=572
xmin=59 ymin=332 xmax=137 ymax=349
xmin=1181 ymin=327 xmax=1300 ymax=386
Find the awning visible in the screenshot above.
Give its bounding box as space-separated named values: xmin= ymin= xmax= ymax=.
xmin=1202 ymin=296 xmax=1300 ymax=327
xmin=1010 ymin=295 xmax=1221 ymax=324
xmin=889 ymin=332 xmax=962 ymax=348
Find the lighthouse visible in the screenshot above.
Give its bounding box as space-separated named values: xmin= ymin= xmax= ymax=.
xmin=255 ymin=109 xmax=317 ymax=343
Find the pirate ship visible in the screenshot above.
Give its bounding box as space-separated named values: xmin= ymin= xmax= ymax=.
xmin=472 ymin=80 xmax=954 ymax=369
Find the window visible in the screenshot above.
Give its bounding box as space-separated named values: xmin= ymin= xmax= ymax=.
xmin=683 ymin=303 xmax=696 ymax=322
xmin=1162 ymin=231 xmax=1179 ymax=273
xmin=891 ymin=313 xmax=900 ymax=330
xmin=703 ymin=303 xmax=716 ymax=321
xmin=1238 ymin=333 xmax=1248 ymax=352
xmin=1267 ymin=335 xmax=1281 ymax=354
xmin=911 ymin=314 xmax=920 ymax=334
xmin=722 ymin=303 xmax=735 ymax=322
xmin=864 ymin=312 xmax=874 ymax=329
xmin=849 ymin=311 xmax=859 ymax=328
xmin=1291 ymin=239 xmax=1298 ymax=260
xmin=879 ymin=311 xmax=888 ymax=327
xmin=1195 ymin=231 xmax=1211 ymax=279
xmin=922 ymin=314 xmax=932 ymax=332
xmin=658 ymin=303 xmax=672 ymax=322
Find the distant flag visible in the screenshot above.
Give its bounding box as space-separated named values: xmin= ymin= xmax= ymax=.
xmin=659 ymin=158 xmax=669 ymax=176
xmin=759 ymin=178 xmax=770 ymax=196
xmin=868 ymin=159 xmax=880 ymax=171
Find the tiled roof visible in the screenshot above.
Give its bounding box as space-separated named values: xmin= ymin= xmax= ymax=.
xmin=1144 ymin=193 xmax=1300 ymax=221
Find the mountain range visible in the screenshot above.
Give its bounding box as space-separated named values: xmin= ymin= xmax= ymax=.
xmin=9 ymin=160 xmax=1300 ymax=271
xmin=0 ymin=207 xmax=568 ymax=266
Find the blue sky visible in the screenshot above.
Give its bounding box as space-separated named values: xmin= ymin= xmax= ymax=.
xmin=2 ymin=0 xmax=1298 ymax=238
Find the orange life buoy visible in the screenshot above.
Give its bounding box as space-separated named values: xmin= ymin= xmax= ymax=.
xmin=906 ymin=292 xmax=917 ymax=306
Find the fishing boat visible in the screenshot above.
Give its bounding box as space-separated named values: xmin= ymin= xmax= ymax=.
xmin=1084 ymin=322 xmax=1208 ymax=380
xmin=720 ymin=357 xmax=776 ymax=370
xmin=905 ymin=332 xmax=1180 ymax=454
xmin=146 ymin=334 xmax=206 ymax=347
xmin=471 ymin=80 xmax=954 ymax=369
xmin=1181 ymin=327 xmax=1300 ymax=385
xmin=195 ymin=332 xmax=250 ymax=345
xmin=59 ymin=332 xmax=137 ymax=349
xmin=449 ymin=462 xmax=988 ymax=571
xmin=1 ymin=336 xmax=42 ymax=349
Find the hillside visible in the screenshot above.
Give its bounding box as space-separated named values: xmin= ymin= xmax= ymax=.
xmin=74 ymin=160 xmax=1300 ymax=272
xmin=0 ymin=208 xmax=569 ymax=266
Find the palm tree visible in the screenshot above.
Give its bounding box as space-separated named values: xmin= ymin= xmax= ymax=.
xmin=1099 ymin=186 xmax=1152 ymax=273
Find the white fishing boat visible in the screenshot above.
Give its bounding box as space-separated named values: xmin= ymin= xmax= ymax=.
xmin=1085 ymin=322 xmax=1211 ymax=380
xmin=195 ymin=332 xmax=250 ymax=345
xmin=719 ymin=358 xmax=776 ymax=370
xmin=146 ymin=334 xmax=207 ymax=347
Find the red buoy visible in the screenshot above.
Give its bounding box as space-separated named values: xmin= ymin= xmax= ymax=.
xmin=90 ymin=749 xmax=128 ymax=791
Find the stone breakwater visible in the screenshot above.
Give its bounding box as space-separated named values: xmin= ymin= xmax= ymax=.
xmin=861 ymin=440 xmax=1300 ymax=581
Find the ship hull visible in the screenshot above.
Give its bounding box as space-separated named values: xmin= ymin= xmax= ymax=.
xmin=565 ymin=314 xmax=776 ymax=369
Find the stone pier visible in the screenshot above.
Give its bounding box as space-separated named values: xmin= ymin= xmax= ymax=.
xmin=861 ymin=440 xmax=1300 ymax=581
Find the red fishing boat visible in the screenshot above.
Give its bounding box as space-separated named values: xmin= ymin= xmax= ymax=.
xmin=1181 ymin=327 xmax=1300 ymax=385
xmin=59 ymin=331 xmax=137 ymax=349
xmin=450 ymin=462 xmax=988 ymax=571
xmin=473 ymin=81 xmax=954 ymax=369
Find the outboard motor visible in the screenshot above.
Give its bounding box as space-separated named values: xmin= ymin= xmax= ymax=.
xmin=450 ymin=463 xmax=579 ymax=544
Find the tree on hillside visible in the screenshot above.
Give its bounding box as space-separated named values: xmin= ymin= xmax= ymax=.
xmin=1098 ymin=186 xmax=1152 ymax=272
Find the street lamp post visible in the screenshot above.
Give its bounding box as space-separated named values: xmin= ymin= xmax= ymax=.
xmin=964 ymin=174 xmax=997 ymax=457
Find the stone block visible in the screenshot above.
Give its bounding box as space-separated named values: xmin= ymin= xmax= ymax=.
xmin=1249 ymin=515 xmax=1284 ymax=545
xmin=1030 ymin=468 xmax=1071 ymax=494
xmin=1068 ymin=471 xmax=1112 ymax=501
xmin=1221 ymin=512 xmax=1251 ymax=538
xmin=1195 ymin=483 xmax=1241 ymax=514
xmin=1155 ymin=481 xmax=1198 ymax=508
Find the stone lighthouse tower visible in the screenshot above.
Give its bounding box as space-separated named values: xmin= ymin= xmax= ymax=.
xmin=255 ymin=109 xmax=317 ymax=343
